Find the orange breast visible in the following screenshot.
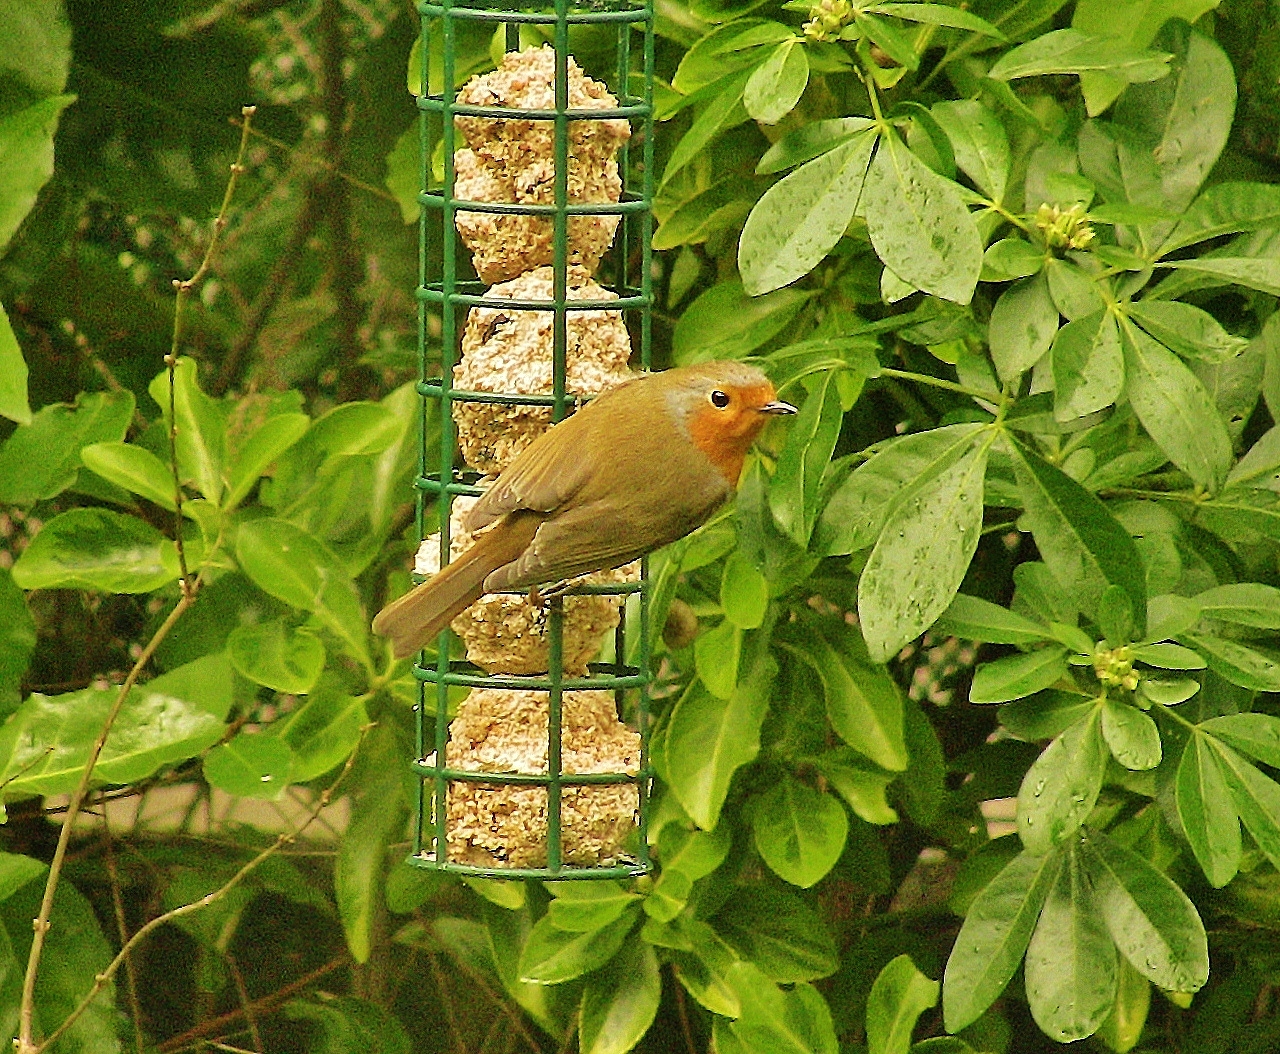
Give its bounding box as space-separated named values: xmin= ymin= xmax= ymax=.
xmin=687 ymin=382 xmax=776 ymax=485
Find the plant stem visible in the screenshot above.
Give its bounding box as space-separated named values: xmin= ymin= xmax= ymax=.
xmin=877 ymin=366 xmax=1001 ymax=402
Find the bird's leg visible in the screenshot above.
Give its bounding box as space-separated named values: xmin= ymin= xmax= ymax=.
xmin=529 ymin=580 xmax=574 ymax=607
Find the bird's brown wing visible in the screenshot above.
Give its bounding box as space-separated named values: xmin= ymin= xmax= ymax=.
xmin=463 ymin=385 xmax=634 ymax=533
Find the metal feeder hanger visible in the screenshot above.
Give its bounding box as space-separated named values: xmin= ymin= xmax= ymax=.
xmin=411 ymin=0 xmax=656 ymax=880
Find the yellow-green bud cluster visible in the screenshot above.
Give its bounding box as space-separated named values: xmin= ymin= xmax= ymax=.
xmin=1036 ymin=202 xmax=1096 ymax=251
xmin=804 ymin=0 xmax=854 ymax=41
xmin=1094 ymin=644 xmax=1139 ymax=691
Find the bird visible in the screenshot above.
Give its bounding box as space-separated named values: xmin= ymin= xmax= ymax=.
xmin=372 ymin=360 xmax=797 ymax=659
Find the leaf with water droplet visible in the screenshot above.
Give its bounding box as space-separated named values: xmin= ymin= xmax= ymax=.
xmin=1017 ymin=707 xmax=1107 ymax=854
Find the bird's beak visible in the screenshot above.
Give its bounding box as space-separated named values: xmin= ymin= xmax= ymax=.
xmin=759 ymin=400 xmax=798 ymax=415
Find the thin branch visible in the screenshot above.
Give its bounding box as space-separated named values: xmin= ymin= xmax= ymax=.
xmin=102 ymin=826 xmax=147 ymax=1054
xmin=225 ymin=953 xmax=263 ymax=1054
xmin=33 ymin=729 xmax=369 ymax=1054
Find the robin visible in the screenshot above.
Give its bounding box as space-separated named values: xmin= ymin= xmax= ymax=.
xmin=373 ymin=360 xmax=796 ymax=658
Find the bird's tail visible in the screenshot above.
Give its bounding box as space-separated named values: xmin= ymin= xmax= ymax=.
xmin=372 ymin=512 xmax=541 ymax=659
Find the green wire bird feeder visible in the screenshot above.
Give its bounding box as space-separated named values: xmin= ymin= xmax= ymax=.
xmin=410 ymin=0 xmax=655 ymax=880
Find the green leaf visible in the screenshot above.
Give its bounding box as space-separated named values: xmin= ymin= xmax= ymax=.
xmin=786 ymin=625 xmax=907 ymax=770
xmin=739 ymin=129 xmax=876 ymax=296
xmin=1081 ymin=831 xmax=1208 ymax=993
xmin=1199 ymin=713 xmax=1280 ymax=769
xmin=862 ymin=133 xmax=982 ymax=305
xmin=1176 ymin=731 xmax=1240 ymax=888
xmin=989 ymin=272 xmax=1059 ymax=384
xmin=0 ymin=655 xmax=233 ymax=799
xmin=936 ymin=594 xmax=1051 ymax=645
xmin=756 ymin=117 xmax=875 ymax=174
xmin=1121 ymin=321 xmax=1232 ymax=491
xmin=1098 ymin=584 xmax=1135 ymax=645
xmin=750 ymin=777 xmax=848 ymax=888
xmin=0 ymin=94 xmax=75 ymax=253
xmin=714 ymin=886 xmax=839 ymax=982
xmin=866 ymin=954 xmax=939 ymax=1054
xmin=982 ymin=239 xmax=1044 ymax=283
xmin=235 ymin=517 xmax=370 ymax=669
xmin=815 ymin=748 xmax=898 ymax=824
xmin=1024 ymin=843 xmax=1117 ymax=1043
xmin=544 ymin=883 xmax=641 ymax=934
xmin=203 ymin=733 xmax=295 ymax=799
xmin=1130 ymin=642 xmax=1204 ymax=669
xmin=1194 ymin=583 xmax=1280 ymax=629
xmin=269 ymin=679 xmax=367 ymax=783
xmin=877 ymin=3 xmax=1005 ymax=38
xmin=1162 ymin=257 xmax=1280 ymax=297
xmin=673 ymin=279 xmax=812 ymax=364
xmin=1137 ymin=677 xmax=1199 ymax=706
xmin=673 ymin=19 xmax=795 ymax=94
xmin=80 ymin=441 xmax=177 ymax=510
xmin=1052 ymin=309 xmax=1123 ymax=421
xmin=696 ymin=619 xmax=742 ymax=700
xmin=726 ymin=964 xmax=838 ymax=1054
xmin=858 ymin=432 xmax=989 ymax=662
xmin=580 ymin=940 xmax=660 ymax=1054
xmin=0 ymin=569 xmax=36 ymax=709
xmin=518 ymin=908 xmax=637 ymax=984
xmin=1226 ymin=427 xmax=1280 ymax=489
xmin=1181 ymin=633 xmax=1280 ymax=691
xmin=988 ymin=28 xmax=1170 ymax=85
xmin=932 ymin=99 xmax=1010 ymax=202
xmin=1101 ymin=699 xmax=1161 ymax=770
xmin=1128 ymin=301 xmax=1249 ymax=364
xmin=0 ymin=303 xmax=30 ymax=426
xmin=1000 ymin=690 xmax=1100 ymax=743
xmin=1045 ymin=257 xmax=1104 ymax=321
xmin=770 ymin=370 xmax=844 ymax=545
xmin=662 ymin=67 xmax=753 ymax=187
xmin=970 ymin=648 xmax=1069 ymax=704
xmin=12 ymin=507 xmax=180 ymax=593
xmin=225 ymin=412 xmax=310 ymax=510
xmin=0 ymin=389 xmax=134 ymax=504
xmin=662 ymin=650 xmax=776 ymax=829
xmin=744 ymin=39 xmax=808 ymax=125
xmin=1206 ymin=740 xmax=1280 ymax=876
xmin=943 ymin=849 xmax=1062 ymax=1032
xmin=308 ymin=401 xmax=402 ymax=459
xmin=654 ymin=178 xmax=759 ymax=251
xmin=148 ymin=357 xmax=226 ymax=506
xmin=814 ymin=423 xmax=984 ymax=557
xmin=1008 ymin=435 xmax=1147 ymax=627
xmin=227 ymin=619 xmax=325 ymax=694
xmin=284 ymin=996 xmax=411 ymax=1054
xmin=721 ymin=550 xmax=769 ymax=629
xmin=855 ymin=12 xmax=920 ymax=69
xmin=1017 ymin=707 xmax=1107 ymax=854
xmin=1159 ymin=182 xmax=1280 ymax=255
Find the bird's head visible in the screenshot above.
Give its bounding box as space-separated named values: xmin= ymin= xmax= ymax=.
xmin=659 ymin=360 xmax=796 ymax=484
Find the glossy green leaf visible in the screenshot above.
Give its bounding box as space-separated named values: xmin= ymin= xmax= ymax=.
xmin=1200 ymin=713 xmax=1280 ymax=769
xmin=0 ymin=655 xmax=233 ymax=798
xmin=1121 ymin=322 xmax=1232 ymax=491
xmin=283 ymin=996 xmax=411 ymax=1054
xmin=1162 ymin=257 xmax=1280 ymax=297
xmin=814 ymin=423 xmax=984 ymax=557
xmin=988 ymin=28 xmax=1170 ymax=84
xmin=673 ymin=19 xmax=795 ymax=93
xmin=1008 ymin=435 xmax=1147 ymax=626
xmin=1000 ymin=691 xmax=1099 ymax=742
xmin=1180 ymin=632 xmax=1280 ymax=691
xmin=856 ymin=12 xmax=919 ymax=69
xmin=744 ymin=39 xmax=808 ymax=125
xmin=519 ymin=907 xmax=637 ymax=984
xmin=970 ymin=647 xmax=1068 ymax=704
xmin=740 ymin=129 xmax=876 ymax=295
xmin=989 ymin=272 xmax=1059 ymax=384
xmin=1128 ymin=301 xmax=1248 ymax=364
xmin=863 ymin=134 xmax=982 ymax=305
xmin=1226 ymin=426 xmax=1280 ymax=489
xmin=726 ymin=963 xmax=838 ymax=1054
xmin=80 ymin=440 xmax=177 ymax=510
xmin=770 ymin=370 xmax=843 ymax=545
xmin=1081 ymin=831 xmax=1208 ymax=993
xmin=1017 ymin=707 xmax=1107 ymax=853
xmin=1137 ymin=677 xmax=1199 ymax=705
xmin=866 ymin=954 xmax=939 ymax=1054
xmin=859 ymin=433 xmax=989 ymax=662
xmin=0 ymin=94 xmax=75 ymax=253
xmin=12 ymin=507 xmax=180 ymax=593
xmin=307 ymin=401 xmax=401 ymax=460
xmin=662 ymin=68 xmax=752 ymax=187
xmin=0 ymin=304 xmax=30 ymax=426
xmin=982 ymin=238 xmax=1045 ymax=281
xmin=235 ymin=517 xmax=369 ymax=668
xmin=1130 ymin=642 xmax=1205 ymax=669
xmin=148 ymin=357 xmax=226 ymax=505
xmin=943 ymin=849 xmax=1062 ymax=1032
xmin=1024 ymin=844 xmax=1116 ymax=1043
xmin=0 ymin=389 xmax=134 ymax=504
xmin=227 ymin=619 xmax=325 ymax=694
xmin=1159 ymin=182 xmax=1280 ymax=255
xmin=877 ymin=2 xmax=1004 ymax=36
xmin=673 ymin=279 xmax=812 ymax=364
xmin=225 ymin=412 xmax=310 ymax=509
xmin=662 ymin=651 xmax=776 ymax=829
xmin=721 ymin=550 xmax=769 ymax=629
xmin=580 ymin=940 xmax=660 ymax=1054
xmin=203 ymin=733 xmax=295 ymax=799
xmin=815 ymin=748 xmax=898 ymax=824
xmin=1052 ymin=309 xmax=1123 ymax=421
xmin=695 ymin=619 xmax=741 ymax=700
xmin=1101 ymin=699 xmax=1161 ymax=770
xmin=714 ymin=886 xmax=839 ymax=982
xmin=1045 ymin=257 xmax=1104 ymax=321
xmin=1176 ymin=731 xmax=1240 ymax=888
xmin=936 ymin=594 xmax=1050 ymax=645
xmin=1194 ymin=583 xmax=1280 ymax=628
xmin=751 ymin=777 xmax=848 ymax=888
xmin=0 ymin=569 xmax=36 ymax=709
xmin=756 ymin=117 xmax=875 ymax=174
xmin=546 ymin=882 xmax=642 ymax=933
xmin=269 ymin=680 xmax=367 ymax=782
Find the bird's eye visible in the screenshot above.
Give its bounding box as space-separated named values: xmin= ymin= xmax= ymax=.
xmin=709 ymin=390 xmax=731 ymax=409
